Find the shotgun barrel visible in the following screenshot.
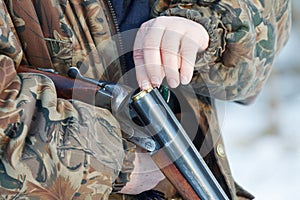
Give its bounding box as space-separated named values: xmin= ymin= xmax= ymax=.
xmin=131 ymin=88 xmax=229 ymax=200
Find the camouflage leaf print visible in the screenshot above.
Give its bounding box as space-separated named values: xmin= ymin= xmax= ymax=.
xmin=0 ymin=0 xmax=291 ymax=199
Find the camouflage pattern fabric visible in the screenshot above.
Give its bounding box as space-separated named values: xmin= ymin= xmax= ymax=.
xmin=0 ymin=0 xmax=132 ymax=199
xmin=0 ymin=0 xmax=291 ymax=199
xmin=152 ymin=0 xmax=292 ymax=103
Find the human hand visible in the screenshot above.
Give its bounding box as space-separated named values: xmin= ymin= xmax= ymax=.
xmin=133 ymin=16 xmax=209 ymax=89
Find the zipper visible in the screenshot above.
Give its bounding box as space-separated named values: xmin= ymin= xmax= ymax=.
xmin=103 ymin=0 xmax=129 ymax=85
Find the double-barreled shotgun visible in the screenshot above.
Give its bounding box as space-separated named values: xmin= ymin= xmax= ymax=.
xmin=17 ymin=65 xmax=229 ymax=200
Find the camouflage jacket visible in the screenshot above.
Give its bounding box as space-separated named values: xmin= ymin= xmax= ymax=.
xmin=0 ymin=0 xmax=291 ymax=199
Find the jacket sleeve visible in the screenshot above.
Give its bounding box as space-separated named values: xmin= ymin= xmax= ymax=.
xmin=151 ymin=0 xmax=292 ymax=103
xmin=0 ymin=2 xmax=132 ymax=197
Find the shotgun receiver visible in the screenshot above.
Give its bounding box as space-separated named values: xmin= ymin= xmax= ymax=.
xmin=17 ymin=65 xmax=229 ymax=200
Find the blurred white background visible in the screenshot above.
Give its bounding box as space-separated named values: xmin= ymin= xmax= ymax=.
xmin=218 ymin=1 xmax=300 ymax=199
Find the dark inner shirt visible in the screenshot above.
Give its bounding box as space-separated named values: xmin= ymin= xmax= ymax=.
xmin=110 ymin=0 xmax=150 ymax=71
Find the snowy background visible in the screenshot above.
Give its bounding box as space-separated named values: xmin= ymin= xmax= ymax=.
xmin=218 ymin=1 xmax=300 ymax=199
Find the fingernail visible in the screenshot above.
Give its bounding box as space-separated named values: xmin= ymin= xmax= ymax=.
xmin=141 ymin=80 xmax=151 ymax=89
xmin=181 ymin=75 xmax=189 ymax=85
xmin=151 ymin=76 xmax=160 ymax=87
xmin=168 ymin=78 xmax=178 ymax=88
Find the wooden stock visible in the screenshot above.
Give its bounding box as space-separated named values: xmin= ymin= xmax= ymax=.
xmin=17 ymin=65 xmax=100 ymax=105
xmin=152 ymin=149 xmax=200 ymax=200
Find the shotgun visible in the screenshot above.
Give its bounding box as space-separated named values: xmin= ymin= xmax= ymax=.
xmin=17 ymin=65 xmax=229 ymax=200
